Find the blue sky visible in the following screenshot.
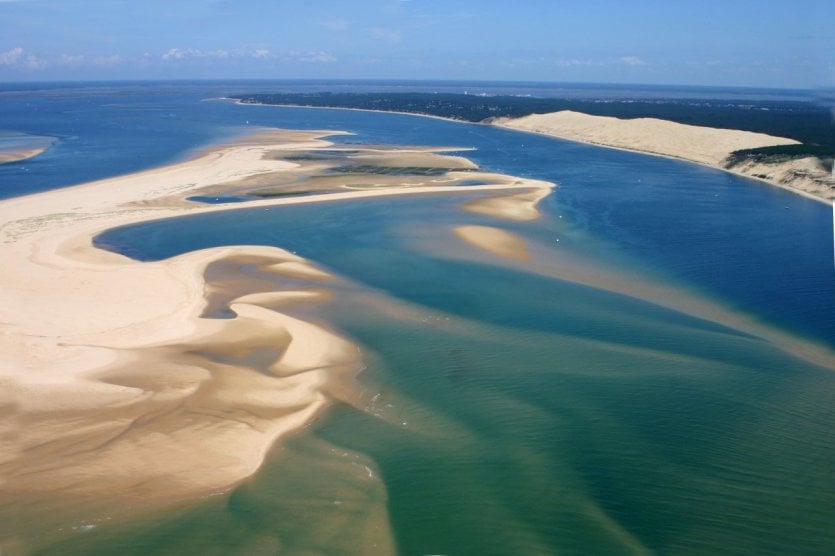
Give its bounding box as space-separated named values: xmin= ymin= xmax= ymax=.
xmin=0 ymin=0 xmax=830 ymax=88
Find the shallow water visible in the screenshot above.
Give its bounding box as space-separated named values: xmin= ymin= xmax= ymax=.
xmin=91 ymin=193 xmax=835 ymax=555
xmin=3 ymin=83 xmax=834 ymax=554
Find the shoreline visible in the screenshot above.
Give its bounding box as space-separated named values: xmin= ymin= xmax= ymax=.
xmin=497 ymin=120 xmax=832 ymax=206
xmin=231 ymin=99 xmax=832 ymax=205
xmin=228 ymin=97 xmax=476 ymax=126
xmin=0 ymin=128 xmax=551 ymax=527
xmin=494 ymin=112 xmax=833 ymax=205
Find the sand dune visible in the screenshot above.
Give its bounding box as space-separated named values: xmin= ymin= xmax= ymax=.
xmin=497 ymin=110 xmax=797 ymax=166
xmin=495 ymin=111 xmax=835 ymax=202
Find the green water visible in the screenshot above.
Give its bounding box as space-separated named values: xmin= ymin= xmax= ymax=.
xmin=41 ymin=292 xmax=835 ymax=554
xmin=48 ymin=198 xmax=835 ymax=554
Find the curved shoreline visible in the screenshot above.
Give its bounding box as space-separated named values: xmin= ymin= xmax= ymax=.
xmin=494 ymin=111 xmax=833 ymax=205
xmin=229 ymin=97 xmax=474 ymax=126
xmin=0 ymin=127 xmax=551 ymax=529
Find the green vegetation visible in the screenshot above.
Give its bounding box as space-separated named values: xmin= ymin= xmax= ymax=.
xmin=727 ymin=144 xmax=834 ymax=172
xmin=328 ymin=165 xmax=464 ymax=176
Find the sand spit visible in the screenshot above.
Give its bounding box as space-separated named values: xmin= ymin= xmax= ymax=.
xmin=0 ymin=128 xmax=551 ymax=533
xmin=461 ymin=183 xmax=552 ymax=221
xmin=496 ymin=111 xmax=835 ymax=202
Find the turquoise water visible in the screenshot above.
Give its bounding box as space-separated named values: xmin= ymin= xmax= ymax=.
xmin=3 ymin=83 xmax=834 ymax=554
xmin=92 ymin=196 xmax=835 ymax=555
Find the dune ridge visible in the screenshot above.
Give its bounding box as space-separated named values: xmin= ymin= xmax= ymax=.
xmin=496 ymin=110 xmax=835 ymax=202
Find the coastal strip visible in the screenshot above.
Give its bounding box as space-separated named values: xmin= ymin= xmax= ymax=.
xmin=233 ymin=98 xmax=833 ymax=202
xmin=495 ymin=111 xmax=834 ymax=203
xmin=0 ymin=128 xmax=552 ymax=525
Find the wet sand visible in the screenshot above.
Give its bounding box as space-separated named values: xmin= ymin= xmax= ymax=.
xmin=454 ymin=225 xmax=531 ymax=261
xmin=0 ymin=131 xmax=55 ymax=164
xmin=0 ymin=147 xmax=47 ymax=164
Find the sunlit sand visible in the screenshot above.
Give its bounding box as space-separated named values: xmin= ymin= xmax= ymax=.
xmin=0 ymin=128 xmax=550 ymax=519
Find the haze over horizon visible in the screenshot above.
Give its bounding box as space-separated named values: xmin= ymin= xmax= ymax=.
xmin=0 ymin=0 xmax=831 ymax=89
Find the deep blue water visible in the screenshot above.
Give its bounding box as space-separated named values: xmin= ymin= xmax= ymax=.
xmin=24 ymin=84 xmax=822 ymax=346
xmin=0 ymin=79 xmax=819 ymax=199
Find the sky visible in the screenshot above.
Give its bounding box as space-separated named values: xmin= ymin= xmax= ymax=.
xmin=0 ymin=0 xmax=831 ymax=88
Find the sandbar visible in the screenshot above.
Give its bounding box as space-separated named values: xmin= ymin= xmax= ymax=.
xmin=454 ymin=225 xmax=530 ymax=261
xmin=0 ymin=127 xmax=551 ymax=535
xmin=0 ymin=131 xmax=56 ymax=164
xmin=0 ymin=147 xmax=47 ymax=164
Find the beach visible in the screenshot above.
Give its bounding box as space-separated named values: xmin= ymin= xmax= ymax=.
xmin=495 ymin=110 xmax=835 ymax=202
xmin=0 ymin=127 xmax=553 ymax=533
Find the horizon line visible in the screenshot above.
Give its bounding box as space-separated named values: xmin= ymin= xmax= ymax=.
xmin=0 ymin=77 xmax=825 ymax=94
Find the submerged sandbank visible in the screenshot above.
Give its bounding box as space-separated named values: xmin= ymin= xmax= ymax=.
xmin=454 ymin=225 xmax=530 ymax=261
xmin=0 ymin=147 xmax=46 ymax=164
xmin=0 ymin=127 xmax=551 ymax=532
xmin=0 ymin=131 xmax=56 ymax=164
xmin=449 ymin=218 xmax=835 ymax=376
xmin=495 ymin=111 xmax=835 ymax=202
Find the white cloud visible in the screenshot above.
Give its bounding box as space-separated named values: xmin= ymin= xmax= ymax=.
xmin=161 ymin=48 xmax=189 ymax=60
xmin=59 ymin=53 xmax=85 ymax=65
xmin=0 ymin=46 xmax=23 ymax=66
xmin=619 ymin=55 xmax=647 ymax=66
xmin=94 ymin=54 xmax=122 ymax=66
xmin=290 ymin=49 xmax=337 ymax=63
xmin=0 ymin=47 xmax=46 ymax=70
xmin=554 ymin=58 xmax=596 ymax=68
xmin=23 ymin=53 xmax=45 ymax=69
xmin=250 ymin=48 xmax=272 ymax=59
xmin=162 ymin=48 xmax=230 ymax=61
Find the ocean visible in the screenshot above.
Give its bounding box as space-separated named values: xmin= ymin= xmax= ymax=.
xmin=2 ymin=81 xmax=833 ymax=555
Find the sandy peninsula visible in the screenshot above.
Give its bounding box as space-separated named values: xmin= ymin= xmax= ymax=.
xmin=495 ymin=111 xmax=835 ymax=202
xmin=0 ymin=127 xmax=551 ymax=533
